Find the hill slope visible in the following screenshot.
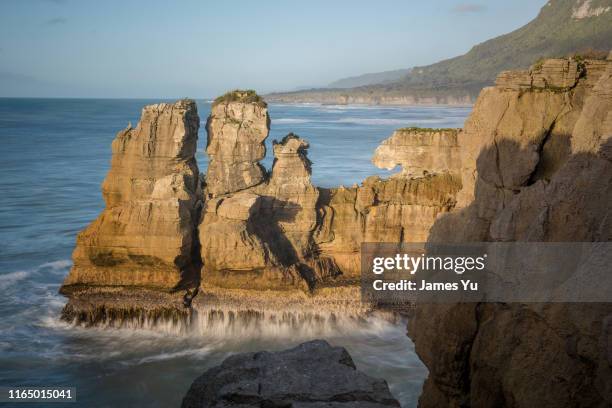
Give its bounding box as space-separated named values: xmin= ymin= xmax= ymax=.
xmin=328 ymin=68 xmax=411 ymax=88
xmin=267 ymin=0 xmax=612 ymax=105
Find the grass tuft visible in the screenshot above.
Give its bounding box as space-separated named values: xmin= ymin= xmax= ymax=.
xmin=212 ymin=89 xmax=267 ymax=107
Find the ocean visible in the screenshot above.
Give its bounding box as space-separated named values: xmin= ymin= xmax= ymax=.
xmin=0 ymin=98 xmax=471 ymax=407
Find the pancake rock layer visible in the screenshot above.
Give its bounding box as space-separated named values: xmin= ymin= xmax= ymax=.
xmin=61 ymin=99 xmax=201 ymax=291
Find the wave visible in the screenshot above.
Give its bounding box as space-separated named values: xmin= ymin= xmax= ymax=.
xmin=272 ymin=117 xmax=454 ymax=127
xmin=334 ymin=118 xmax=411 ymax=126
xmin=59 ymin=303 xmax=402 ymax=342
xmin=0 ymin=270 xmax=30 ymax=290
xmin=273 ymin=118 xmax=311 ymax=124
xmin=40 ymin=260 xmax=72 ymax=271
xmin=135 ymin=346 xmax=214 ymax=364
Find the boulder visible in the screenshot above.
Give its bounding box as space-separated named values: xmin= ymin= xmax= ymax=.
xmin=181 ymin=340 xmax=400 ymax=408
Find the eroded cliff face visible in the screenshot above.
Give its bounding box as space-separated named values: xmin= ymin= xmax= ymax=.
xmin=409 ymin=57 xmax=612 ymax=407
xmin=372 ymin=128 xmax=461 ymax=177
xmin=205 ymin=92 xmax=269 ymax=197
xmin=199 ymin=92 xmax=325 ymax=291
xmin=61 ymin=100 xmax=201 ymax=292
xmin=265 ymin=90 xmax=475 ymax=106
xmin=314 ymin=174 xmax=461 ymax=277
xmin=199 ymin=131 xmax=324 ymax=290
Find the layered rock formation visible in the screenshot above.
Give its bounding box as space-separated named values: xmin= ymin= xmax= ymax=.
xmin=60 ymin=90 xmax=468 ymax=320
xmin=182 ymin=340 xmax=400 ymax=408
xmin=205 ymin=90 xmax=269 ymax=197
xmin=372 ymin=128 xmax=461 ymax=177
xmin=61 ymin=100 xmax=201 ymax=292
xmin=199 ymin=91 xmax=462 ymax=290
xmin=409 ymin=57 xmax=612 ymax=407
xmin=59 ymin=57 xmax=612 ymax=407
xmin=199 ymin=93 xmax=326 ymax=290
xmin=314 ymin=174 xmax=460 ymax=276
xmin=307 ymin=127 xmax=462 ymax=276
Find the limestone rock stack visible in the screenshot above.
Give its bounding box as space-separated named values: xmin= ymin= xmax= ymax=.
xmin=410 ymin=58 xmax=612 ymax=407
xmin=372 ymin=127 xmax=461 ymax=177
xmin=199 ymin=93 xmax=464 ymax=289
xmin=199 ymin=92 xmax=327 ymax=290
xmin=312 ymin=127 xmax=462 ymax=277
xmin=61 ymin=99 xmax=201 ymax=291
xmin=204 ymin=90 xmax=269 ymax=197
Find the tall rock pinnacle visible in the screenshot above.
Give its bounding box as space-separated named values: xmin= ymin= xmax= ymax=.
xmin=204 ymin=90 xmax=270 ymax=197
xmin=61 ymin=99 xmax=201 ymax=291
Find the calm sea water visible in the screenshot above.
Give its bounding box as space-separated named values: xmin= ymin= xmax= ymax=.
xmin=0 ymin=98 xmax=471 ymax=407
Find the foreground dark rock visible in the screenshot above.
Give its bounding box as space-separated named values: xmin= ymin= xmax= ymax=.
xmin=182 ymin=340 xmax=400 ymax=408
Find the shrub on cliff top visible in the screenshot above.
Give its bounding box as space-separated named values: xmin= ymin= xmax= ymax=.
xmin=397 ymin=127 xmax=458 ymax=133
xmin=213 ymin=89 xmax=267 ymax=107
xmin=532 ymin=48 xmax=609 ymax=71
xmin=568 ymin=48 xmax=609 ymax=61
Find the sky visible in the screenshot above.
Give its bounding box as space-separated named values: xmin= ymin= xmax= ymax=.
xmin=0 ymin=0 xmax=547 ymax=98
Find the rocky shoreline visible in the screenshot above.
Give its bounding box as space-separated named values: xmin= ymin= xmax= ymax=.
xmin=60 ymin=56 xmax=612 ymax=407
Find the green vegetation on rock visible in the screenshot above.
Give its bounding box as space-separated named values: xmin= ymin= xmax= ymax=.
xmin=397 ymin=127 xmax=458 ymax=133
xmin=213 ymin=89 xmax=267 ymax=107
xmin=403 ymin=0 xmax=611 ymax=89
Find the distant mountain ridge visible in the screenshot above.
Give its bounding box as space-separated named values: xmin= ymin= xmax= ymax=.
xmin=267 ymin=0 xmax=612 ymax=105
xmin=327 ymin=68 xmax=411 ymax=88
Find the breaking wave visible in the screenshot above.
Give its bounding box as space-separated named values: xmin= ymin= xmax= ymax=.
xmin=0 ymin=270 xmax=31 ymax=290
xmin=274 ymin=118 xmax=311 ymax=124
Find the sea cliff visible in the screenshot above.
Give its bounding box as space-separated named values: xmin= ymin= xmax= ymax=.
xmin=410 ymin=56 xmax=612 ymax=407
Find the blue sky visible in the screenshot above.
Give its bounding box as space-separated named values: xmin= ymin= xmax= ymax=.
xmin=0 ymin=0 xmax=546 ymax=98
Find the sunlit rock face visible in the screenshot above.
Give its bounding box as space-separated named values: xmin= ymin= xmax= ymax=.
xmin=410 ymin=58 xmax=612 ymax=408
xmin=372 ymin=128 xmax=461 ymax=177
xmin=62 ymin=99 xmax=201 ymax=291
xmin=314 ymin=174 xmax=461 ymax=277
xmin=199 ymin=92 xmax=464 ymax=290
xmin=204 ymin=91 xmax=269 ymax=198
xmin=200 ymin=93 xmax=336 ymax=291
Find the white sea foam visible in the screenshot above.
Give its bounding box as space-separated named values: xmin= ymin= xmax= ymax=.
xmin=39 ymin=315 xmax=73 ymax=330
xmin=334 ymin=118 xmax=410 ymax=126
xmin=274 ymin=118 xmax=311 ymax=124
xmin=272 ymin=117 xmax=452 ymax=127
xmin=62 ymin=304 xmax=402 ymax=342
xmin=0 ymin=271 xmax=30 ymax=290
xmin=39 ymin=259 xmax=72 ymax=271
xmin=135 ymin=346 xmax=214 ymax=364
